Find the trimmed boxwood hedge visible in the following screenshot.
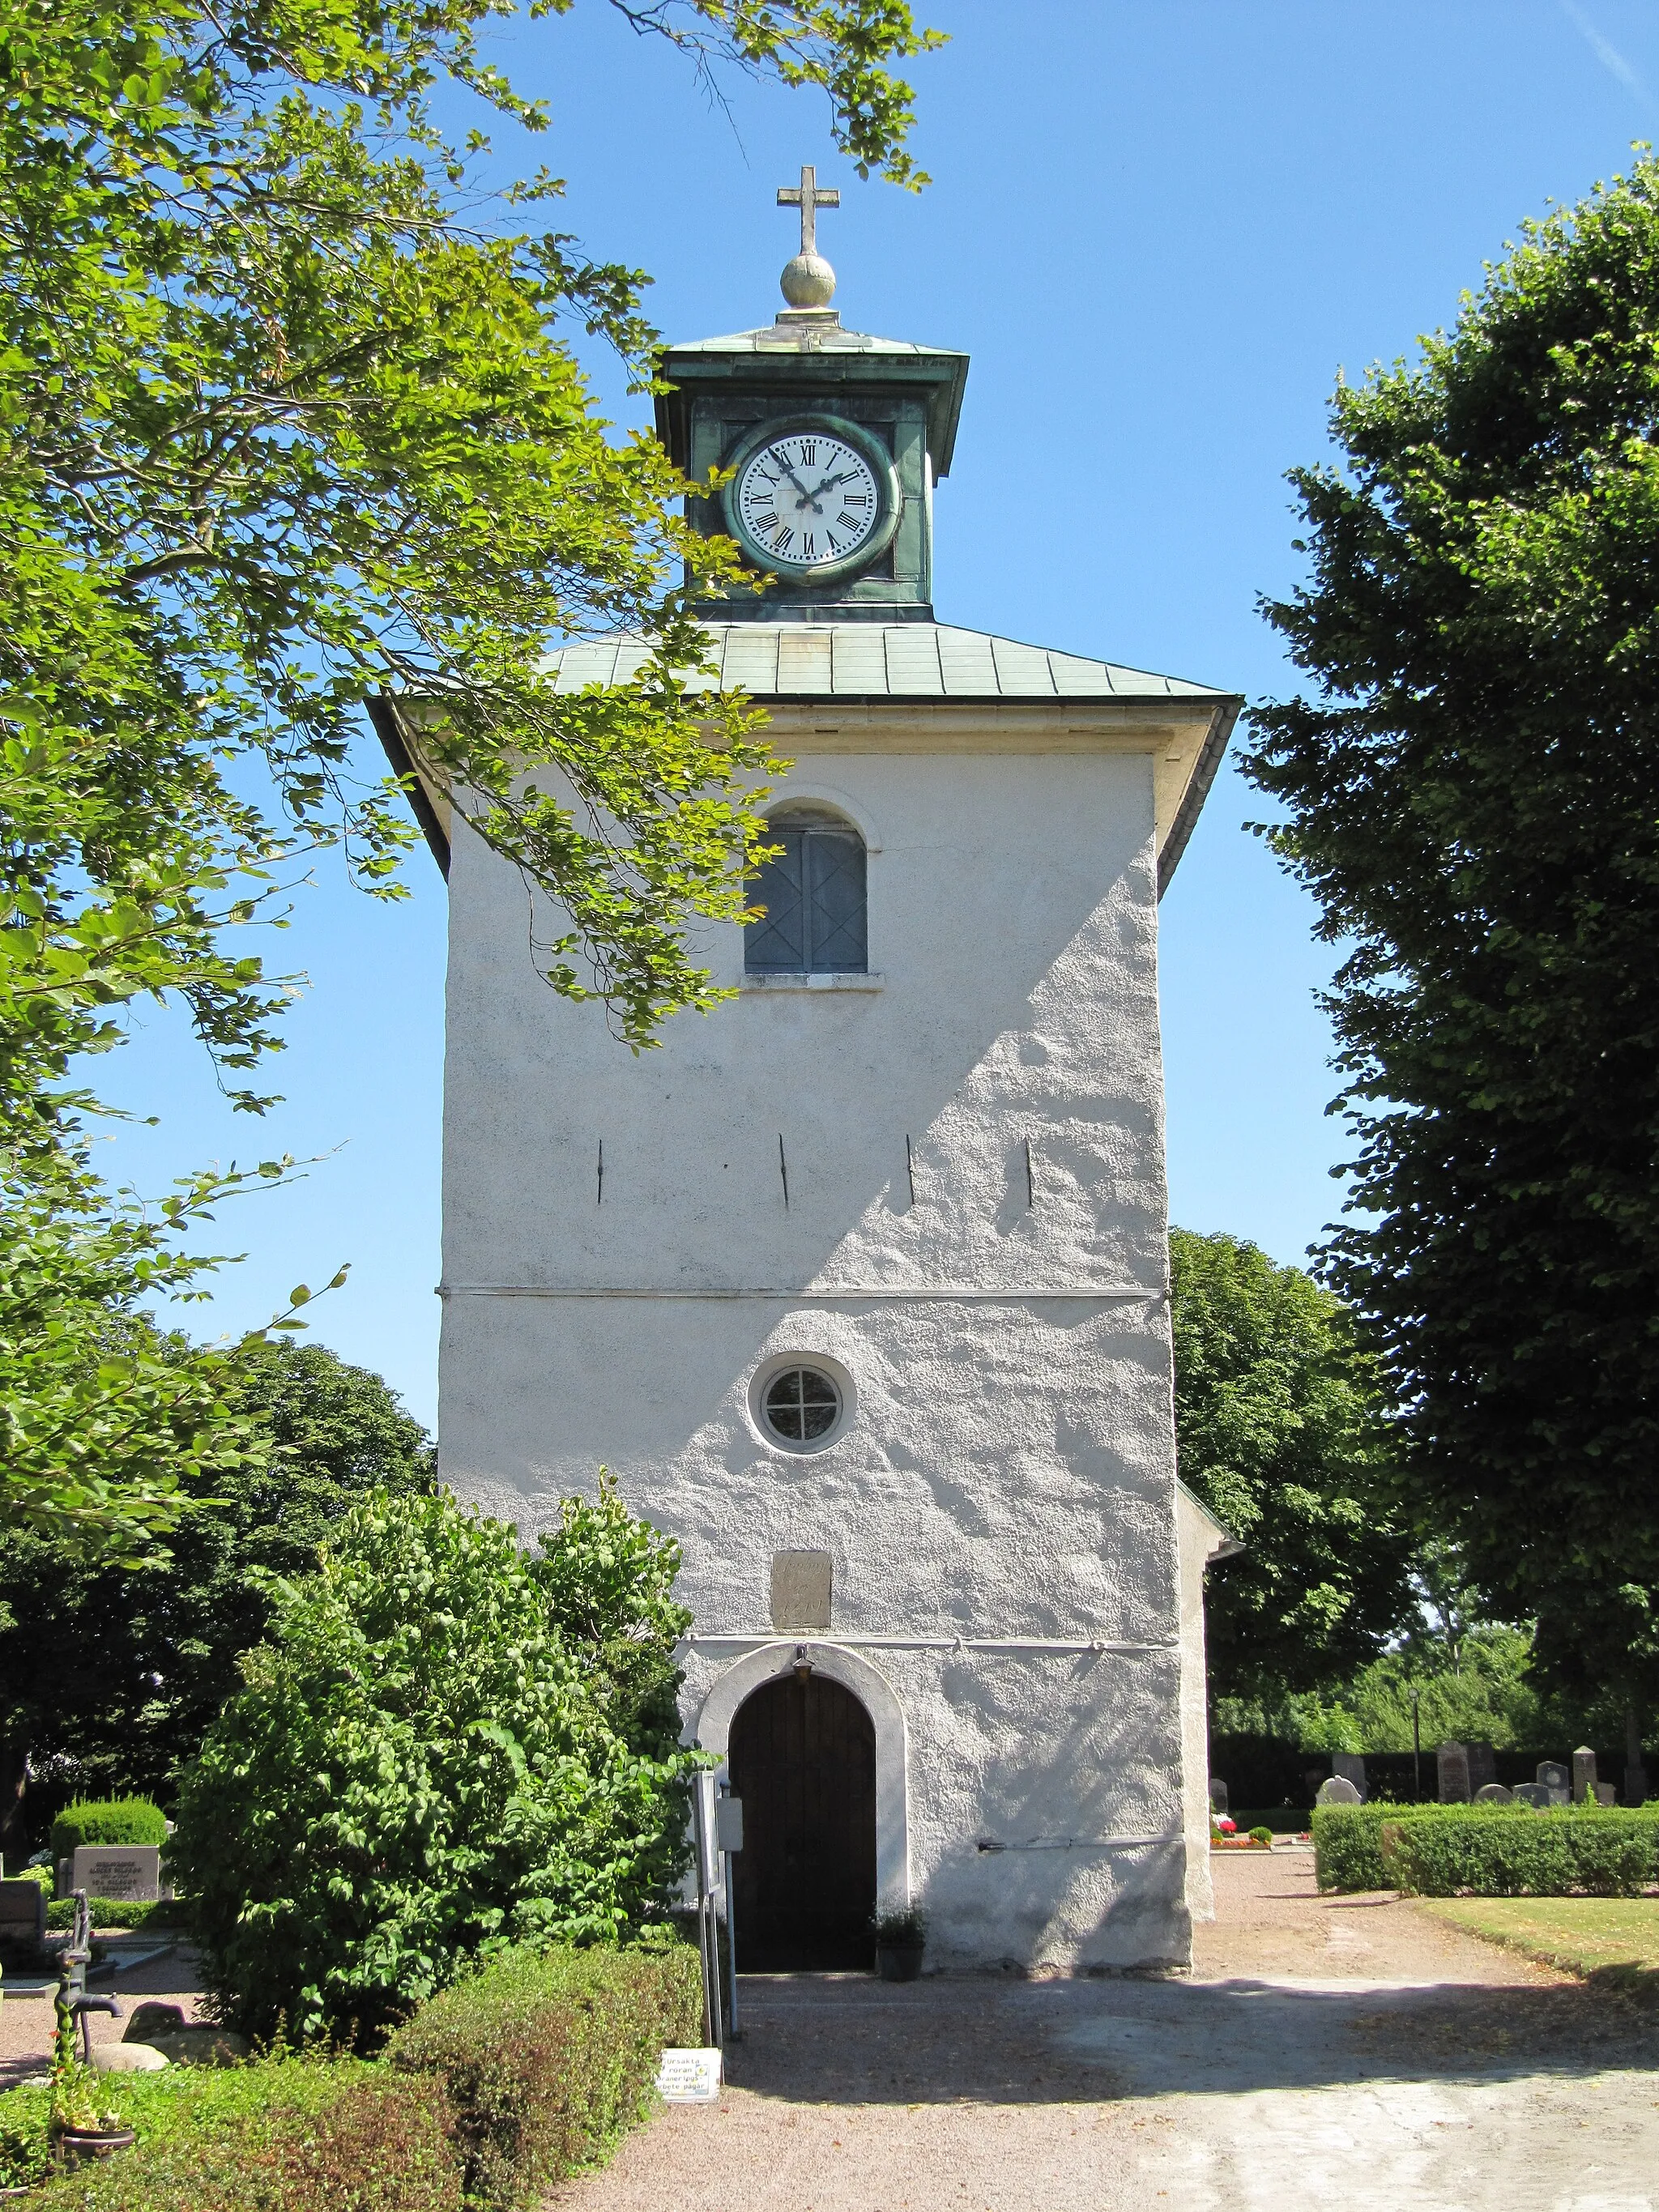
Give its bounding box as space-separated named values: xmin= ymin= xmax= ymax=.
xmin=45 ymin=1895 xmax=190 ymax=1933
xmin=6 ymin=2060 xmax=459 ymax=2210
xmin=1314 ymin=1801 xmax=1659 ymax=1896
xmin=1383 ymin=1809 xmax=1659 ymax=1898
xmin=2 ymin=1940 xmax=700 ymax=2211
xmin=50 ymin=1799 xmax=168 ymax=1857
xmin=386 ymin=1937 xmax=702 ymax=2210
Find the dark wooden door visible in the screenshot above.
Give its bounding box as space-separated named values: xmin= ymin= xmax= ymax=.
xmin=727 ymin=1673 xmax=876 ymax=1971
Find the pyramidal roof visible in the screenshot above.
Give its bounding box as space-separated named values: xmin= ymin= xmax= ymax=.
xmin=545 ymin=621 xmax=1231 ymax=703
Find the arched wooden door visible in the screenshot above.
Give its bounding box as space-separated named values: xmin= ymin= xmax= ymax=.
xmin=727 ymin=1672 xmax=876 ymax=1971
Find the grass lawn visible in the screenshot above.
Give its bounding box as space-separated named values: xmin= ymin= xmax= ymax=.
xmin=1421 ymin=1895 xmax=1659 ymax=1988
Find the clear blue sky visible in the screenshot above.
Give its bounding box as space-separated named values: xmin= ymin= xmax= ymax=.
xmin=94 ymin=0 xmax=1659 ymax=1432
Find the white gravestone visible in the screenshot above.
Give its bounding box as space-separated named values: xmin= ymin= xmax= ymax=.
xmin=1473 ymin=1784 xmax=1513 ymax=1805
xmin=656 ymin=2048 xmax=723 ymax=2103
xmin=72 ymin=1844 xmax=165 ymax=1903
xmin=1316 ymin=1775 xmax=1362 ymax=1806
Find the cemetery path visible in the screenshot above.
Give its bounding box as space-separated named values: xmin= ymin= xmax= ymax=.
xmin=0 ymin=1941 xmax=211 ymax=2087
xmin=557 ymin=1852 xmax=1659 ymax=2212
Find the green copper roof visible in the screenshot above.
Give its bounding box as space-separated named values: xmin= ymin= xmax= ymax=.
xmin=664 ymin=319 xmax=959 ymax=359
xmin=545 ymin=623 xmax=1230 ymax=702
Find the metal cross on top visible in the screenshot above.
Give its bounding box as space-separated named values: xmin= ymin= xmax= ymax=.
xmin=778 ymin=164 xmax=839 ymax=258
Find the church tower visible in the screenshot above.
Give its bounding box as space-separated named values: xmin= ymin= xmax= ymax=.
xmin=408 ymin=175 xmax=1242 ymax=1971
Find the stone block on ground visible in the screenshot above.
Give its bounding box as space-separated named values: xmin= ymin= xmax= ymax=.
xmin=92 ymin=2043 xmax=169 ymax=2073
xmin=124 ymin=2002 xmax=188 ymax=2044
xmin=143 ymin=2027 xmax=250 ymax=2067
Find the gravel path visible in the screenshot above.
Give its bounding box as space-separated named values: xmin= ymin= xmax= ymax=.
xmin=560 ymin=1852 xmax=1659 ymax=2212
xmin=0 ymin=1942 xmax=211 ymax=2087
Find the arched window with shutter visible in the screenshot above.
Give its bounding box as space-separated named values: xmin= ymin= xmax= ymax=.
xmin=744 ymin=806 xmax=868 ymax=974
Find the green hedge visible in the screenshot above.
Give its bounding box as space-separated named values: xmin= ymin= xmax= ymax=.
xmin=45 ymin=1896 xmax=190 ymax=1933
xmin=1314 ymin=1801 xmax=1659 ymax=1895
xmin=385 ymin=1939 xmax=702 ymax=2212
xmin=3 ymin=2060 xmax=459 ymax=2209
xmin=1384 ymin=1809 xmax=1659 ymax=1898
xmin=51 ymin=1800 xmax=168 ymax=1857
xmin=0 ymin=1940 xmax=699 ymax=2211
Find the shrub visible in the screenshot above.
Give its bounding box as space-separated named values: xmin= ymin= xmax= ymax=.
xmin=4 ymin=2058 xmax=460 ymax=2211
xmin=1383 ymin=1809 xmax=1659 ymax=1898
xmin=1249 ymin=1826 xmax=1273 ymax=1846
xmin=1312 ymin=1801 xmax=1517 ymax=1890
xmin=45 ymin=1896 xmax=189 ymax=1933
xmin=168 ymin=1489 xmax=702 ymax=2046
xmin=50 ymin=1800 xmax=167 ymax=1857
xmin=385 ymin=1940 xmax=700 ymax=2212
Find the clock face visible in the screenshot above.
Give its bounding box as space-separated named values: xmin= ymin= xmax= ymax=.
xmin=734 ymin=430 xmax=883 ymax=571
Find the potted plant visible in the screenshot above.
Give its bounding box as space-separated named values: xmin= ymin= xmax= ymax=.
xmin=871 ymin=1907 xmax=926 ymax=1981
xmin=48 ymin=2061 xmax=133 ymax=2168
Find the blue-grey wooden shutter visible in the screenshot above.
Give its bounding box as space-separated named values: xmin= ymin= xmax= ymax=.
xmin=745 ymin=829 xmax=806 ymax=970
xmin=805 ymin=831 xmax=867 ymax=971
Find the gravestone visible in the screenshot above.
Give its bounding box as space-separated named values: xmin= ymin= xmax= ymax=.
xmin=1209 ymin=1777 xmax=1229 ymax=1815
xmin=1473 ymin=1783 xmax=1513 ymax=1805
xmin=1572 ymin=1746 xmax=1598 ymax=1805
xmin=1437 ymin=1741 xmax=1471 ymax=1803
xmin=1316 ymin=1775 xmax=1362 ymax=1805
xmin=1595 ymin=1782 xmax=1618 ymax=1806
xmin=1536 ymin=1760 xmax=1570 ymax=1807
xmin=1332 ymin=1752 xmax=1367 ymax=1801
xmin=1465 ymin=1742 xmax=1498 ymax=1793
xmin=0 ymin=1878 xmax=45 ymax=1946
xmin=769 ymin=1550 xmax=832 ymax=1633
xmin=1512 ymin=1782 xmax=1552 ymax=1810
xmin=71 ymin=1844 xmax=164 ymax=1904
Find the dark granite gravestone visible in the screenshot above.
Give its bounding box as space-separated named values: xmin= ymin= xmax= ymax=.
xmin=1332 ymin=1752 xmax=1367 ymax=1801
xmin=1437 ymin=1741 xmax=1471 ymax=1803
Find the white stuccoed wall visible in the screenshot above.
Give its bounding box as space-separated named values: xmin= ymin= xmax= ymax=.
xmin=438 ymin=735 xmax=1211 ymax=1970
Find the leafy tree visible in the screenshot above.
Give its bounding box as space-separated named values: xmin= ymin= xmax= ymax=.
xmin=529 ymin=1471 xmax=691 ymax=1766
xmin=169 ymin=1485 xmax=698 ymax=2045
xmin=0 ymin=1340 xmax=432 ymax=1852
xmin=1171 ymin=1226 xmax=1411 ymax=1699
xmin=1244 ymin=157 xmax=1659 ymax=1764
xmin=0 ymin=0 xmax=938 ymax=1549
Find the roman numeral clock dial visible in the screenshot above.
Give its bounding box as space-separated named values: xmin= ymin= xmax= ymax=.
xmin=733 ymin=429 xmax=885 ymax=575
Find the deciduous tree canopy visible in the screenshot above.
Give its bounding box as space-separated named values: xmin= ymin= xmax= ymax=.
xmin=0 ymin=0 xmax=937 ymax=1547
xmin=1243 ymin=158 xmax=1659 ymax=1728
xmin=1170 ymin=1227 xmax=1411 ymax=1700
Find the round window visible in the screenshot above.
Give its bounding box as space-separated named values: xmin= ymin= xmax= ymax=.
xmin=761 ymin=1365 xmax=842 ymax=1447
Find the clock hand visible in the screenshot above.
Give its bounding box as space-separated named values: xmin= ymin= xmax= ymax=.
xmin=807 ymin=470 xmax=858 ymax=499
xmin=770 ymin=458 xmax=817 ymax=504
